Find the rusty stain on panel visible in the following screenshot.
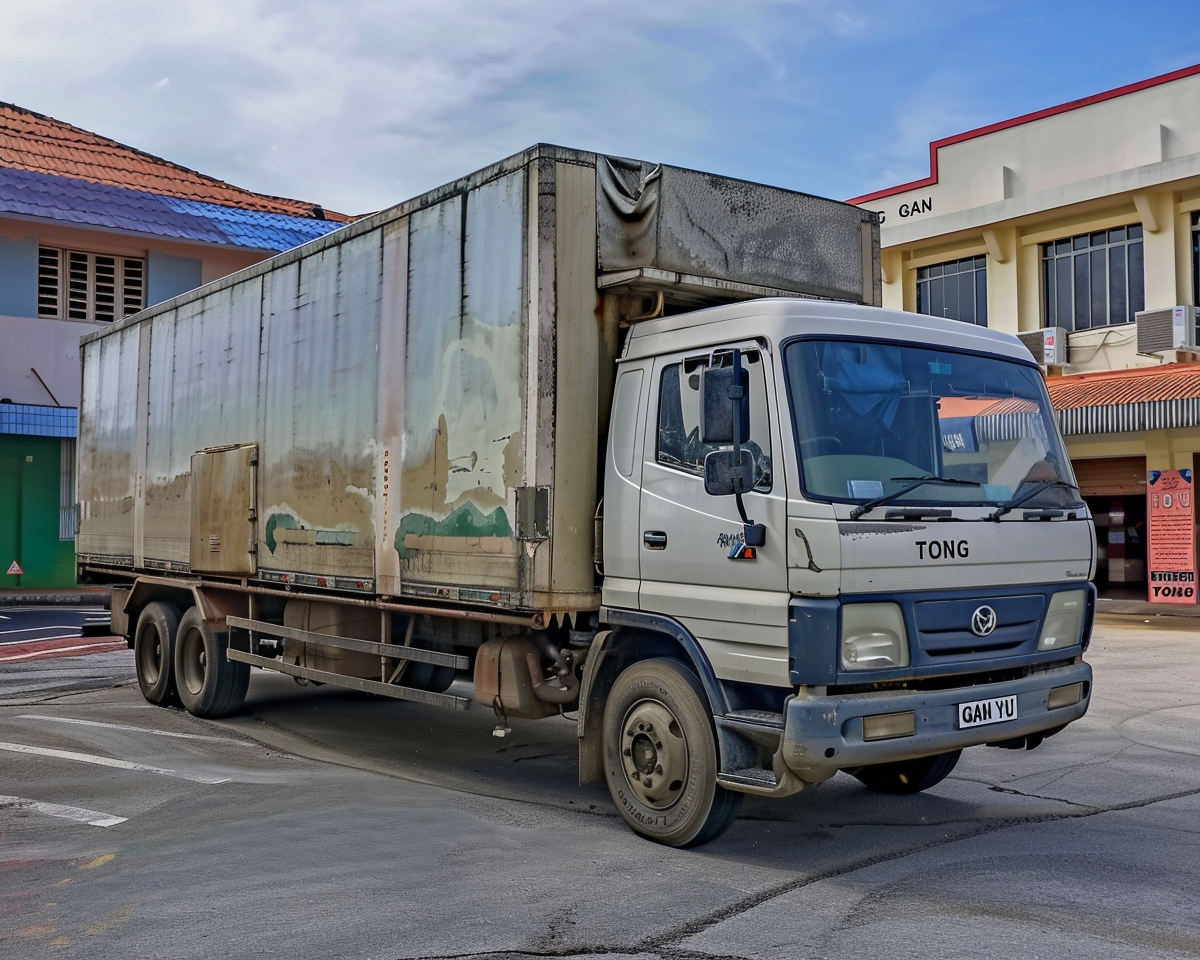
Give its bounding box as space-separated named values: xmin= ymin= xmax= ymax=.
xmin=398 ymin=171 xmax=526 ymax=585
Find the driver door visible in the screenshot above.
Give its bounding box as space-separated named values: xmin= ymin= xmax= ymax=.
xmin=637 ymin=345 xmax=791 ymax=687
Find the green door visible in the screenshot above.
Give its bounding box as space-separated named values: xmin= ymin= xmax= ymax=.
xmin=0 ymin=435 xmax=76 ymax=588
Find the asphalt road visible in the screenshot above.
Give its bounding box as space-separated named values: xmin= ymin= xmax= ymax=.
xmin=1 ymin=612 xmax=1198 ymax=960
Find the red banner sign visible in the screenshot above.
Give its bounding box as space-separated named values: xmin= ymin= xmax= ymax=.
xmin=1147 ymin=469 xmax=1196 ymax=604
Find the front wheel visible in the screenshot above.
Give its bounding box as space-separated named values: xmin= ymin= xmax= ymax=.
xmin=850 ymin=749 xmax=962 ymax=795
xmin=602 ymin=658 xmax=742 ymax=847
xmin=174 ymin=607 xmax=250 ymax=718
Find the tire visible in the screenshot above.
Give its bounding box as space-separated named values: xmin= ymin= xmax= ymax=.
xmin=850 ymin=749 xmax=962 ymax=795
xmin=134 ymin=601 xmax=181 ymax=706
xmin=174 ymin=607 xmax=250 ymax=719
xmin=602 ymin=658 xmax=743 ymax=847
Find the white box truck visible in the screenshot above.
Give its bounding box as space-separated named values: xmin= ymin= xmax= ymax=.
xmin=77 ymin=145 xmax=1094 ymax=846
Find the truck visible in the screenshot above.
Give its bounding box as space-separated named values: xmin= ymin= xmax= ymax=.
xmin=76 ymin=145 xmax=1095 ymax=847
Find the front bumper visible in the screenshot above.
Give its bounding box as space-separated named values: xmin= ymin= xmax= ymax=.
xmin=781 ymin=660 xmax=1092 ymax=783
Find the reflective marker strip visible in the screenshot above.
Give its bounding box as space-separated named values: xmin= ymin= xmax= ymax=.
xmin=0 ymin=742 xmax=231 ymax=784
xmin=0 ymin=794 xmax=126 ymax=827
xmin=16 ymin=715 xmax=252 ymax=746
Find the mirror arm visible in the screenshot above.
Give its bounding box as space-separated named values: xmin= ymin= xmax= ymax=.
xmin=727 ymin=349 xmax=765 ymax=547
xmin=729 ymin=348 xmax=744 ymax=481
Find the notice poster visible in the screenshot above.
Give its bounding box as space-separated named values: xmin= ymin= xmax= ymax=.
xmin=1147 ymin=469 xmax=1197 ymax=604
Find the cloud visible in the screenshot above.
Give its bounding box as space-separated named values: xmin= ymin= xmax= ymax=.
xmin=0 ymin=0 xmax=868 ymax=212
xmin=6 ymin=0 xmax=1188 ymax=213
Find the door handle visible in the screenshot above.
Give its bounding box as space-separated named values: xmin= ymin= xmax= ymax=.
xmin=643 ymin=530 xmax=668 ymax=550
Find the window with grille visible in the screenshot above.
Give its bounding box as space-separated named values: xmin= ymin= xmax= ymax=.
xmin=37 ymin=247 xmax=145 ymax=322
xmin=59 ymin=438 xmax=76 ymax=541
xmin=1042 ymin=225 xmax=1143 ymax=330
xmin=1192 ymin=212 xmax=1200 ymax=307
xmin=915 ymin=255 xmax=988 ymax=326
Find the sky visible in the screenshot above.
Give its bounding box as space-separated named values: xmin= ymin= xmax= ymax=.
xmin=3 ymin=1 xmax=1200 ymax=217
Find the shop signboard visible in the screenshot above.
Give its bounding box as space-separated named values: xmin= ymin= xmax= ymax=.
xmin=1147 ymin=469 xmax=1197 ymax=604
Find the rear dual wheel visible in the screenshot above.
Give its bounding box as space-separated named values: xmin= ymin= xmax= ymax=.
xmin=174 ymin=607 xmax=250 ymax=718
xmin=134 ymin=601 xmax=181 ymax=706
xmin=602 ymin=658 xmax=742 ymax=847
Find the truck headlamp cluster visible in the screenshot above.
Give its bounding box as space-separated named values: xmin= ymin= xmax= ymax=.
xmin=841 ymin=603 xmax=909 ymax=671
xmin=1038 ymin=590 xmax=1085 ymax=651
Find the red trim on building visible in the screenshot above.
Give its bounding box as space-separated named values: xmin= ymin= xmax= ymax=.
xmin=848 ymin=62 xmax=1200 ymax=205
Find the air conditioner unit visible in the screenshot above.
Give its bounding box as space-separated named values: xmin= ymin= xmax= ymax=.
xmin=1017 ymin=327 xmax=1069 ymax=365
xmin=1136 ymin=305 xmax=1200 ymax=353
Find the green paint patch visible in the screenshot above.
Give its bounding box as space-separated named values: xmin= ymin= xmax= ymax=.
xmin=264 ymin=513 xmax=300 ymax=554
xmin=395 ymin=503 xmax=512 ymax=558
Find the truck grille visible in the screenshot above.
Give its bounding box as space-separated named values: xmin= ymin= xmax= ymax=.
xmin=913 ymin=594 xmax=1045 ymax=657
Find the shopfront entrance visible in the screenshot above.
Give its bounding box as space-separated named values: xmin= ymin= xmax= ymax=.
xmin=1073 ymin=456 xmax=1147 ymax=594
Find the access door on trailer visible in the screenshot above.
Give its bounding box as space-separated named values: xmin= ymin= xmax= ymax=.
xmin=637 ymin=345 xmax=792 ymax=687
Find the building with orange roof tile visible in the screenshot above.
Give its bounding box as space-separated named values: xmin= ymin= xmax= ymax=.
xmin=850 ymin=64 xmax=1200 ymax=598
xmin=1 ymin=102 xmax=347 ymax=588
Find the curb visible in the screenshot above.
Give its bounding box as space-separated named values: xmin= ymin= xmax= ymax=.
xmin=0 ymin=589 xmax=111 ymax=608
xmin=1095 ymin=599 xmax=1200 ymax=620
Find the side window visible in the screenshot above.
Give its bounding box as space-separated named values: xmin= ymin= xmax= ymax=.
xmin=655 ymin=351 xmax=772 ymax=490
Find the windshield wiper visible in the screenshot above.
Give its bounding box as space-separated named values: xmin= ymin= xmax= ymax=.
xmin=985 ymin=479 xmax=1082 ymax=522
xmin=849 ymin=475 xmax=983 ymax=520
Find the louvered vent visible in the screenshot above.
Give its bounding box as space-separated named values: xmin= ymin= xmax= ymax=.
xmin=37 ymin=247 xmax=61 ymax=318
xmin=38 ymin=246 xmax=145 ymax=322
xmin=1017 ymin=327 xmax=1069 ymax=365
xmin=1136 ymin=306 xmax=1199 ymax=353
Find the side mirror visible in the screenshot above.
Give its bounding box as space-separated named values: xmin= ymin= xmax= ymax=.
xmin=701 ymin=364 xmax=750 ymax=444
xmin=704 ymin=449 xmax=755 ymax=497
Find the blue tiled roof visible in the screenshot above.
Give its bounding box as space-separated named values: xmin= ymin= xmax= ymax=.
xmin=0 ymin=167 xmax=342 ymax=251
xmin=0 ymin=402 xmax=77 ymax=437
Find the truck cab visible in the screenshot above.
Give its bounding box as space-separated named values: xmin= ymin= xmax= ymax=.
xmin=590 ymin=297 xmax=1093 ymax=845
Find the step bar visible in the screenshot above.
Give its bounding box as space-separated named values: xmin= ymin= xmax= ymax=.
xmin=225 ymin=616 xmax=471 ymax=711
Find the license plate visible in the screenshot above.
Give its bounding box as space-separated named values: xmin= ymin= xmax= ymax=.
xmin=957 ymin=694 xmax=1018 ymax=729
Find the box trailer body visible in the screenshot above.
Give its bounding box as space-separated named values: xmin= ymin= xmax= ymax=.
xmin=78 ymin=147 xmax=876 ymax=613
xmin=77 ymin=145 xmax=1094 ymax=847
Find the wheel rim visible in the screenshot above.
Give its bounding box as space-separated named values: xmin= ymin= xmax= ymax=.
xmin=618 ymin=698 xmax=689 ymax=810
xmin=178 ymin=625 xmax=207 ymax=697
xmin=137 ymin=623 xmax=163 ymax=684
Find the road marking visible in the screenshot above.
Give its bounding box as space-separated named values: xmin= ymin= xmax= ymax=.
xmin=0 ymin=741 xmax=231 ymax=784
xmin=0 ymin=606 xmax=103 ymax=613
xmin=17 ymin=715 xmax=254 ymax=747
xmin=0 ymin=795 xmax=126 ymax=827
xmin=0 ymin=625 xmax=81 ymax=637
xmin=0 ymin=640 xmax=124 ymax=663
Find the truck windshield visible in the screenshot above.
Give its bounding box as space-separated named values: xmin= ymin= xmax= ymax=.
xmin=784 ymin=339 xmax=1076 ymax=511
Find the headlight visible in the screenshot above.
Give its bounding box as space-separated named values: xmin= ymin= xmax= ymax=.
xmin=841 ymin=603 xmax=909 ymax=670
xmin=1039 ymin=590 xmax=1085 ymax=651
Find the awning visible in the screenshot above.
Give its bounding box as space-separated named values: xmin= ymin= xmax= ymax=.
xmin=1045 ymin=363 xmax=1200 ymax=436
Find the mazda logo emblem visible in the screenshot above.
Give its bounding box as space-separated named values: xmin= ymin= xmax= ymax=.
xmin=971 ymin=605 xmax=998 ymax=637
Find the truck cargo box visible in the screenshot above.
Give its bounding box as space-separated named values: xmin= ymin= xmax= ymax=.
xmin=77 ymin=145 xmax=879 ymax=617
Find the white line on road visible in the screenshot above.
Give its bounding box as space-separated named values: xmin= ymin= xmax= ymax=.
xmin=0 ymin=741 xmax=231 ymax=784
xmin=17 ymin=714 xmax=254 ymax=746
xmin=0 ymin=625 xmax=81 ymax=636
xmin=0 ymin=607 xmax=104 ymax=614
xmin=0 ymin=794 xmax=127 ymax=827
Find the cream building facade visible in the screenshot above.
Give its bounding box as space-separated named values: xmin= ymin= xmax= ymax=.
xmin=850 ymin=64 xmax=1200 ymax=596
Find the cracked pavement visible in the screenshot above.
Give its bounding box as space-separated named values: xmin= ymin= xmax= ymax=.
xmin=1 ymin=615 xmax=1198 ymax=959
